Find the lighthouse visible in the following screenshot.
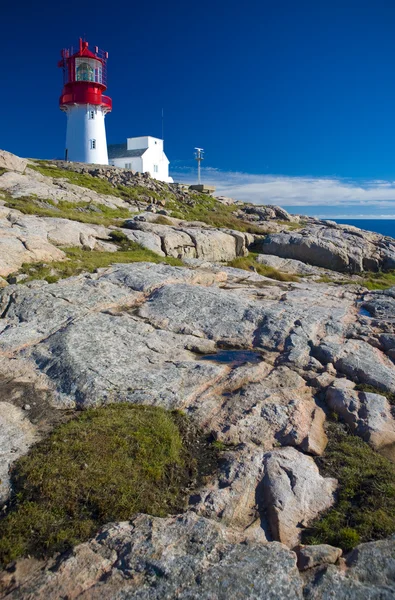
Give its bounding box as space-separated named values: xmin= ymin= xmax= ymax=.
xmin=58 ymin=39 xmax=112 ymax=164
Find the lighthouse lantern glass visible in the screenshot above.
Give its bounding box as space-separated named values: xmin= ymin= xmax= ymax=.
xmin=75 ymin=57 xmax=102 ymax=84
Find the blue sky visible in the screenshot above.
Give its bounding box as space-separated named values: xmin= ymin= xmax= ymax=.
xmin=3 ymin=0 xmax=395 ymax=217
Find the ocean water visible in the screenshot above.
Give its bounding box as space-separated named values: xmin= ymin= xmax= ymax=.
xmin=332 ymin=219 xmax=395 ymax=239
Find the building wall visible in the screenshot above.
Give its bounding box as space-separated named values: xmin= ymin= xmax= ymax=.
xmin=109 ymin=156 xmax=143 ymax=172
xmin=65 ymin=104 xmax=109 ymax=164
xmin=109 ymin=137 xmax=173 ymax=182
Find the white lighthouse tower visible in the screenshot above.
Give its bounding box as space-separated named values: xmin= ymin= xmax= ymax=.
xmin=58 ymin=39 xmax=112 ymax=164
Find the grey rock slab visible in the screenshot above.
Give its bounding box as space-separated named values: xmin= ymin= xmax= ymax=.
xmin=0 ymin=402 xmax=37 ymax=503
xmin=139 ymin=282 xmax=263 ymax=345
xmin=263 ymin=446 xmax=338 ymax=548
xmin=0 ymin=513 xmax=304 ymax=599
xmin=31 ymin=312 xmax=226 ymax=408
xmin=0 ymin=275 xmax=144 ymax=354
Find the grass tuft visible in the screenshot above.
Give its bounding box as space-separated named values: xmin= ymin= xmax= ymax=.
xmin=227 ymin=253 xmax=299 ymax=282
xmin=8 ymin=245 xmax=183 ymax=284
xmin=0 ymin=405 xmax=218 ymax=566
xmin=303 ymin=422 xmax=395 ymax=551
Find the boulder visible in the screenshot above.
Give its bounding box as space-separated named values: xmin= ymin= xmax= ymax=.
xmin=297 ymin=544 xmax=342 ymax=570
xmin=257 ymin=225 xmax=392 ymax=273
xmin=263 ymin=447 xmax=338 ymax=547
xmin=0 ymin=150 xmax=27 ymax=174
xmin=326 ymin=379 xmax=395 ymax=461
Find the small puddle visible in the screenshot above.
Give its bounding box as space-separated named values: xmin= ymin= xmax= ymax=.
xmin=199 ymin=349 xmax=263 ymax=366
xmin=359 ymin=307 xmax=372 ymax=317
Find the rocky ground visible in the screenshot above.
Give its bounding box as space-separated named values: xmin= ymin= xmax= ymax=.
xmin=1 ymin=149 xmax=395 ymax=598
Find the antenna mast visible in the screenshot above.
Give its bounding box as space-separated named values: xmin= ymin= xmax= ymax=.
xmin=194 ymin=147 xmax=204 ymax=184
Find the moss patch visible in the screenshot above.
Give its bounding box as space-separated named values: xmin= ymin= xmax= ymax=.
xmin=0 ymin=405 xmax=218 ymax=566
xmin=227 ymin=254 xmax=299 ymax=282
xmin=9 ymin=245 xmax=183 ymax=284
xmin=303 ymin=422 xmax=395 ymax=551
xmin=5 ymin=196 xmax=132 ymax=227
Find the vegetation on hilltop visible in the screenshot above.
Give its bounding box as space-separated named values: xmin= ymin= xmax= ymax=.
xmin=303 ymin=422 xmax=395 ymax=551
xmin=5 ymin=196 xmax=131 ymax=227
xmin=0 ymin=405 xmax=219 ymax=566
xmin=9 ymin=243 xmax=183 ymax=284
xmin=30 ymin=162 xmax=168 ymax=203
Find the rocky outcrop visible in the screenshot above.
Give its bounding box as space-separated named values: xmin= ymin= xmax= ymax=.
xmin=1 ymin=150 xmax=395 ymax=598
xmin=257 ymin=224 xmax=395 ymax=273
xmin=2 ymin=514 xmax=395 ymax=599
xmin=0 ymin=513 xmax=304 ymax=599
xmin=263 ymin=447 xmax=337 ymax=547
xmin=0 ymin=208 xmax=118 ymax=276
xmin=0 ymin=150 xmax=27 ymax=174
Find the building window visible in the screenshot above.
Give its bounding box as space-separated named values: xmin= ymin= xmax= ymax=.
xmin=90 ymin=139 xmax=96 ymax=150
xmin=153 ymin=164 xmax=159 ymax=173
xmin=89 ymin=110 xmax=95 ymax=119
xmin=125 ymin=163 xmax=132 ymax=169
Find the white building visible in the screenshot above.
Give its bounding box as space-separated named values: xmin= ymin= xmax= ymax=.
xmin=108 ymin=136 xmax=173 ymax=182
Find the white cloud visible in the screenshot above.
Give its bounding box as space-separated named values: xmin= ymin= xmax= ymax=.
xmin=170 ymin=165 xmax=395 ymax=208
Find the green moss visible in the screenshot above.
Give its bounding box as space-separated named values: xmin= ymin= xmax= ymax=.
xmin=0 ymin=168 xmax=7 ymax=176
xmin=0 ymin=405 xmax=218 ymax=565
xmin=227 ymin=253 xmax=299 ymax=282
xmin=5 ymin=196 xmax=132 ymax=227
xmin=167 ymin=195 xmax=270 ymax=234
xmin=10 ymin=245 xmax=183 ymax=284
xmin=303 ymin=422 xmax=395 ymax=551
xmin=354 ymin=383 xmax=395 ymax=406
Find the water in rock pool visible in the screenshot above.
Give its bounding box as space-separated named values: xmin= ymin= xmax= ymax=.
xmin=199 ymin=349 xmax=263 ymax=365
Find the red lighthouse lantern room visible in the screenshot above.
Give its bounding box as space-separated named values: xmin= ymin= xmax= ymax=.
xmin=58 ymin=39 xmax=112 ymax=164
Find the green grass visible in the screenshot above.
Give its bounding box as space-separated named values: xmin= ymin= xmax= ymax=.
xmin=303 ymin=422 xmax=395 ymax=551
xmin=316 ymin=270 xmax=395 ymax=289
xmin=30 ymin=163 xmax=172 ymax=204
xmin=5 ymin=196 xmax=132 ymax=227
xmin=10 ymin=244 xmax=183 ymax=284
xmin=0 ymin=405 xmax=218 ymax=566
xmin=360 ymin=271 xmax=395 ymax=290
xmin=227 ymin=253 xmax=299 ymax=282
xmin=355 ymin=383 xmax=395 ymax=406
xmin=167 ymin=195 xmax=271 ymax=234
xmin=153 ymin=215 xmax=174 ymax=226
